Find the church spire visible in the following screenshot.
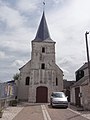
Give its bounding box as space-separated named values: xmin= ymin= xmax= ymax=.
xmin=33 ymin=11 xmax=54 ymax=42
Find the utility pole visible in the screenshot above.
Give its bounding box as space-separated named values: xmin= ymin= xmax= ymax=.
xmin=85 ymin=31 xmax=90 ymax=83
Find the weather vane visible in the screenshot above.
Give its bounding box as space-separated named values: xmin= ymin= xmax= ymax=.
xmin=43 ymin=0 xmax=45 ymax=12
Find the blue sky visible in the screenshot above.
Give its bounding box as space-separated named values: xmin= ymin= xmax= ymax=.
xmin=0 ymin=0 xmax=90 ymax=82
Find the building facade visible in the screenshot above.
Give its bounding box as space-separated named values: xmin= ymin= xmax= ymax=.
xmin=70 ymin=62 xmax=90 ymax=110
xmin=63 ymin=79 xmax=75 ymax=102
xmin=18 ymin=12 xmax=63 ymax=103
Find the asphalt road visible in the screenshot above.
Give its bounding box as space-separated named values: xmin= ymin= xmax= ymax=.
xmin=13 ymin=104 xmax=89 ymax=120
xmin=46 ymin=105 xmax=89 ymax=120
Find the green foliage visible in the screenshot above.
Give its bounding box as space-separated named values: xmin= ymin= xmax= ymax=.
xmin=0 ymin=108 xmax=3 ymax=118
xmin=0 ymin=107 xmax=4 ymax=113
xmin=9 ymin=100 xmax=17 ymax=106
xmin=13 ymin=73 xmax=20 ymax=80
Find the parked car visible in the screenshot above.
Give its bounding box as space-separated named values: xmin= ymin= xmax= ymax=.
xmin=50 ymin=92 xmax=68 ymax=108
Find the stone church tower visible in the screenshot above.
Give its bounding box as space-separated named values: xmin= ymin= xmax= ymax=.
xmin=18 ymin=12 xmax=63 ymax=102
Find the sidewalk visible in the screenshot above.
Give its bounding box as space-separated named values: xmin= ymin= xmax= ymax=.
xmin=0 ymin=102 xmax=43 ymax=120
xmin=0 ymin=106 xmax=23 ymax=120
xmin=69 ymin=104 xmax=90 ymax=120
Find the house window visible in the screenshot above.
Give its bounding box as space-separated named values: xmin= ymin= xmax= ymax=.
xmin=41 ymin=63 xmax=45 ymax=69
xmin=42 ymin=47 xmax=45 ymax=53
xmin=25 ymin=77 xmax=30 ymax=85
xmin=76 ymin=70 xmax=84 ymax=81
xmin=56 ymin=78 xmax=58 ymax=86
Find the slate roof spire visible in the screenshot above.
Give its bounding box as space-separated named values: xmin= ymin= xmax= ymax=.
xmin=33 ymin=12 xmax=54 ymax=42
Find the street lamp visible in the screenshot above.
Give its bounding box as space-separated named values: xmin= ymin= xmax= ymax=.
xmin=85 ymin=31 xmax=90 ymax=83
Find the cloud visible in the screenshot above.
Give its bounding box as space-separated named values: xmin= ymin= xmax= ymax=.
xmin=45 ymin=0 xmax=90 ymax=80
xmin=0 ymin=6 xmax=25 ymax=29
xmin=52 ymin=0 xmax=68 ymax=5
xmin=58 ymin=56 xmax=83 ymax=79
xmin=0 ymin=51 xmax=14 ymax=60
xmin=12 ymin=60 xmax=27 ymax=68
xmin=0 ymin=2 xmax=34 ymax=58
xmin=0 ymin=51 xmax=6 ymax=59
xmin=17 ymin=0 xmax=39 ymax=12
xmin=0 ymin=0 xmax=90 ymax=81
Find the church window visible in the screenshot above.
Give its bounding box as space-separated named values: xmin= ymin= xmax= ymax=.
xmin=25 ymin=77 xmax=30 ymax=85
xmin=42 ymin=47 xmax=45 ymax=53
xmin=41 ymin=63 xmax=45 ymax=69
xmin=56 ymin=77 xmax=58 ymax=86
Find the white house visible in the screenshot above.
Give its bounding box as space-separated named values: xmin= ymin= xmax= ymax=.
xmin=70 ymin=62 xmax=90 ymax=110
xmin=17 ymin=12 xmax=63 ymax=103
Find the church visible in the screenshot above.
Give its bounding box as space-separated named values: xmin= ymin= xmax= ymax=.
xmin=17 ymin=11 xmax=63 ymax=103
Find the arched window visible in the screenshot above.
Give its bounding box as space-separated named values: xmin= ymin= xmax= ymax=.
xmin=56 ymin=77 xmax=58 ymax=86
xmin=25 ymin=77 xmax=30 ymax=85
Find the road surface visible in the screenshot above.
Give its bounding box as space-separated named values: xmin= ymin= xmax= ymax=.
xmin=12 ymin=104 xmax=89 ymax=120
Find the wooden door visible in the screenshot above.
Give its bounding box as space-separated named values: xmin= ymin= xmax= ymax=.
xmin=75 ymin=87 xmax=81 ymax=106
xmin=36 ymin=86 xmax=48 ymax=103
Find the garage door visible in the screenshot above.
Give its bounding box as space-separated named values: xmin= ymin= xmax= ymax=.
xmin=36 ymin=86 xmax=48 ymax=103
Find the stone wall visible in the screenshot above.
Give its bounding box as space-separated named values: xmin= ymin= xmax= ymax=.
xmin=82 ymin=83 xmax=90 ymax=110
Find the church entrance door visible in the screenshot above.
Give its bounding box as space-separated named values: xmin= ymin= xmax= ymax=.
xmin=36 ymin=86 xmax=48 ymax=103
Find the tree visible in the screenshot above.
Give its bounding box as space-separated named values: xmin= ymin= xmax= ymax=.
xmin=13 ymin=73 xmax=20 ymax=81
